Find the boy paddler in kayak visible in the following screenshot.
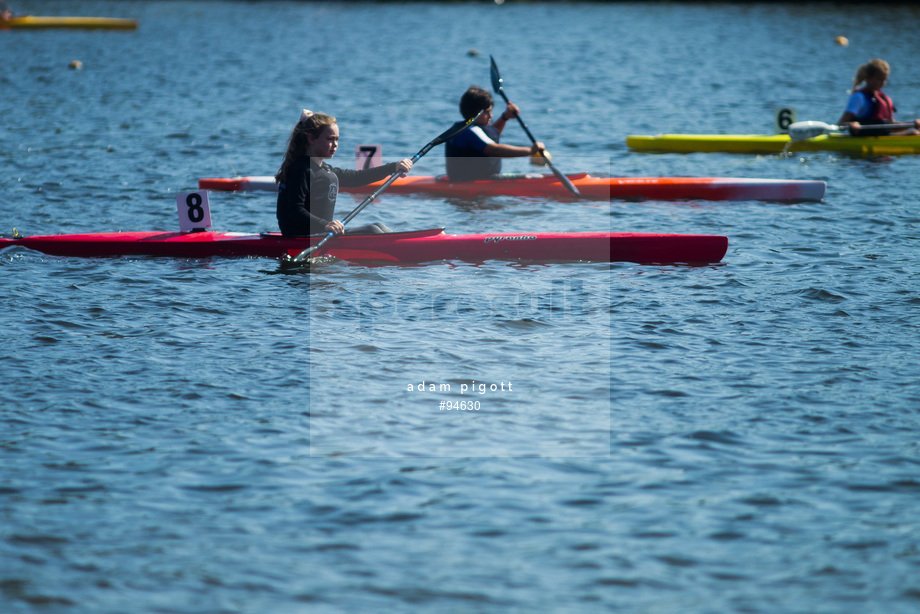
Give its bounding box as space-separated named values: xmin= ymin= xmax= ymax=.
xmin=445 ymin=85 xmax=547 ymax=182
xmin=838 ymin=59 xmax=920 ymax=136
xmin=276 ymin=110 xmax=413 ymax=236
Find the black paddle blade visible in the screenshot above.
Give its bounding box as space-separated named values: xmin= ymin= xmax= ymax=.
xmin=279 ymin=253 xmax=307 ymax=269
xmin=489 ymin=55 xmax=503 ymax=93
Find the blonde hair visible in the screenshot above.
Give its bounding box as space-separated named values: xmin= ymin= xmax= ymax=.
xmin=852 ymin=58 xmax=890 ymax=91
xmin=275 ymin=110 xmax=337 ymax=184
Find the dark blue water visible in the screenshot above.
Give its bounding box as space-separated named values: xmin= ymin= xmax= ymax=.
xmin=3 ymin=1 xmax=920 ymax=612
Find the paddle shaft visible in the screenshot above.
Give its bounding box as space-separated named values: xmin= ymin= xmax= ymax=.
xmin=489 ymin=57 xmax=581 ymax=197
xmin=494 ymin=88 xmax=537 ymax=143
xmin=846 ymin=122 xmax=916 ymax=134
xmin=289 ymin=112 xmax=482 ymax=263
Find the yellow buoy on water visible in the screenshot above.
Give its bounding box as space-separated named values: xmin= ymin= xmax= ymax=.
xmin=69 ymin=60 xmax=83 ymax=69
xmin=835 ymin=36 xmax=849 ymax=47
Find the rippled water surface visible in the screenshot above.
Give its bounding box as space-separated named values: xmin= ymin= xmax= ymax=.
xmin=3 ymin=1 xmax=920 ymax=612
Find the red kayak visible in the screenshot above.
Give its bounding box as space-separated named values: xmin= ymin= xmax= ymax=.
xmin=197 ymin=173 xmax=825 ymax=202
xmin=0 ymin=228 xmax=728 ymax=264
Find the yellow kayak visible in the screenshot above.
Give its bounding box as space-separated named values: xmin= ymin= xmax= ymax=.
xmin=626 ymin=133 xmax=920 ymax=156
xmin=1 ymin=16 xmax=138 ymax=30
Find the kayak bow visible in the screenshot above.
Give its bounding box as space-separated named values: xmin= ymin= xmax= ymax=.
xmin=1 ymin=228 xmax=728 ymax=264
xmin=198 ymin=174 xmax=825 ymax=202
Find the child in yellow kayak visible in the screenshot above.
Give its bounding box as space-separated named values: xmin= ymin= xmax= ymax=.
xmin=838 ymin=59 xmax=920 ymax=136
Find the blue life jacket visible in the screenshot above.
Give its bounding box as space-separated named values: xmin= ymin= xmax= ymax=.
xmin=445 ymin=122 xmax=502 ymax=182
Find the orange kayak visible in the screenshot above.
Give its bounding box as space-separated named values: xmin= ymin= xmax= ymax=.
xmin=198 ymin=173 xmax=825 ymax=202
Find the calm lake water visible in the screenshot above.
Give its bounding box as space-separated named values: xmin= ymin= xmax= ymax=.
xmin=3 ymin=1 xmax=920 ymax=612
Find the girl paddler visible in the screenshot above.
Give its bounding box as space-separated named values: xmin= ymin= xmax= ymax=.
xmin=838 ymin=59 xmax=920 ymax=136
xmin=276 ymin=110 xmax=413 ymax=236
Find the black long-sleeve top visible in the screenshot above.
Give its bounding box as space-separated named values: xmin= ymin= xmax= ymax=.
xmin=276 ymin=157 xmax=399 ymax=236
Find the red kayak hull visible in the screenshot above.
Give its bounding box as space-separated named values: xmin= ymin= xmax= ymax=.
xmin=197 ymin=174 xmax=825 ymax=202
xmin=1 ymin=228 xmax=728 ymax=264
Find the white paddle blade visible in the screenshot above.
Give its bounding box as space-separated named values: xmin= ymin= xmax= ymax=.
xmin=788 ymin=121 xmax=842 ymax=141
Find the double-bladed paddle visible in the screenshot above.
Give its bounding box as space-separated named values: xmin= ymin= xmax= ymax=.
xmin=489 ymin=55 xmax=581 ymax=198
xmin=788 ymin=120 xmax=917 ymax=141
xmin=285 ymin=111 xmax=483 ymax=264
